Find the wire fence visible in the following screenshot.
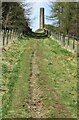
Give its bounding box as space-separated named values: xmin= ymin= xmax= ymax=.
xmin=1 ymin=29 xmax=78 ymax=53
xmin=50 ymin=31 xmax=78 ymax=53
xmin=0 ymin=30 xmax=19 ymax=50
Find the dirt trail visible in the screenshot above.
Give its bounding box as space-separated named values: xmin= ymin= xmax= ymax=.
xmin=34 ymin=38 xmax=72 ymax=118
xmin=4 ymin=38 xmax=76 ymax=118
xmin=28 ymin=48 xmax=47 ymax=118
xmin=28 ymin=40 xmax=72 ymax=118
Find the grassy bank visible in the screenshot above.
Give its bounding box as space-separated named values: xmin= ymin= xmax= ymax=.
xmin=2 ymin=36 xmax=77 ymax=118
xmin=2 ymin=37 xmax=35 ymax=118
xmin=36 ymin=38 xmax=77 ymax=118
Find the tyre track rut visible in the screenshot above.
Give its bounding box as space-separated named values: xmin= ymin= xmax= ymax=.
xmin=28 ymin=47 xmax=47 ymax=118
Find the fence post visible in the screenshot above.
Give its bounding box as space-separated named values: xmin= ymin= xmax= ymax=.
xmin=15 ymin=29 xmax=18 ymax=41
xmin=55 ymin=32 xmax=57 ymax=39
xmin=58 ymin=33 xmax=60 ymax=40
xmin=11 ymin=29 xmax=14 ymax=41
xmin=57 ymin=33 xmax=58 ymax=40
xmin=73 ymin=34 xmax=75 ymax=49
xmin=6 ymin=30 xmax=9 ymax=45
xmin=58 ymin=33 xmax=59 ymax=41
xmin=14 ymin=30 xmax=17 ymax=41
xmin=68 ymin=33 xmax=70 ymax=46
xmin=63 ymin=34 xmax=65 ymax=46
xmin=8 ymin=30 xmax=11 ymax=44
xmin=3 ymin=30 xmax=6 ymax=46
xmin=59 ymin=33 xmax=61 ymax=41
xmin=61 ymin=33 xmax=63 ymax=44
xmin=10 ymin=30 xmax=12 ymax=41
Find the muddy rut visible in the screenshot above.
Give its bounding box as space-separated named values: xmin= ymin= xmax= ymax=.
xmin=28 ymin=49 xmax=47 ymax=118
xmin=28 ymin=40 xmax=72 ymax=118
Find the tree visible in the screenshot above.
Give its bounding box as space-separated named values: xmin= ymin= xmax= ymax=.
xmin=49 ymin=2 xmax=78 ymax=37
xmin=2 ymin=2 xmax=32 ymax=34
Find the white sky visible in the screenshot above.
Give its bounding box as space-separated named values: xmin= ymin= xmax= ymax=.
xmin=29 ymin=0 xmax=52 ymax=31
xmin=25 ymin=0 xmax=51 ymax=2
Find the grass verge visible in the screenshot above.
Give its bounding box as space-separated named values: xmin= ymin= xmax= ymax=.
xmin=36 ymin=38 xmax=77 ymax=118
xmin=2 ymin=37 xmax=34 ymax=118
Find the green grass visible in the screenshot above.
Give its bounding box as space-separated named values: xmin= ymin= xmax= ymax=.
xmin=2 ymin=36 xmax=77 ymax=118
xmin=54 ymin=36 xmax=77 ymax=52
xmin=2 ymin=37 xmax=35 ymax=118
xmin=36 ymin=38 xmax=77 ymax=118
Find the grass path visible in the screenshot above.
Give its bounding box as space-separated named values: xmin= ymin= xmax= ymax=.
xmin=28 ymin=42 xmax=48 ymax=118
xmin=36 ymin=38 xmax=77 ymax=118
xmin=7 ymin=50 xmax=31 ymax=118
xmin=2 ymin=38 xmax=34 ymax=118
xmin=2 ymin=37 xmax=77 ymax=118
xmin=29 ymin=50 xmax=46 ymax=117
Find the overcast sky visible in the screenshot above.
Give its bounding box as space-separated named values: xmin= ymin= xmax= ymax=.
xmin=26 ymin=0 xmax=53 ymax=31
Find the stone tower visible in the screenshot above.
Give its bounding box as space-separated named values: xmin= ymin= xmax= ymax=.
xmin=40 ymin=8 xmax=44 ymax=29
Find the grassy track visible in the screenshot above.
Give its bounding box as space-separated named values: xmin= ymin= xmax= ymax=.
xmin=2 ymin=36 xmax=77 ymax=118
xmin=2 ymin=37 xmax=35 ymax=118
xmin=36 ymin=38 xmax=77 ymax=118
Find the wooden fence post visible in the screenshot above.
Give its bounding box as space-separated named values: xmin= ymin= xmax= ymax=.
xmin=14 ymin=29 xmax=18 ymax=41
xmin=8 ymin=30 xmax=11 ymax=43
xmin=55 ymin=32 xmax=57 ymax=39
xmin=14 ymin=30 xmax=16 ymax=41
xmin=6 ymin=30 xmax=9 ymax=45
xmin=59 ymin=33 xmax=61 ymax=41
xmin=3 ymin=30 xmax=6 ymax=46
xmin=63 ymin=34 xmax=65 ymax=46
xmin=61 ymin=34 xmax=63 ymax=42
xmin=58 ymin=33 xmax=59 ymax=40
xmin=61 ymin=33 xmax=63 ymax=44
xmin=68 ymin=34 xmax=70 ymax=46
xmin=11 ymin=29 xmax=13 ymax=41
xmin=73 ymin=34 xmax=75 ymax=49
xmin=57 ymin=33 xmax=59 ymax=40
xmin=10 ymin=30 xmax=12 ymax=40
